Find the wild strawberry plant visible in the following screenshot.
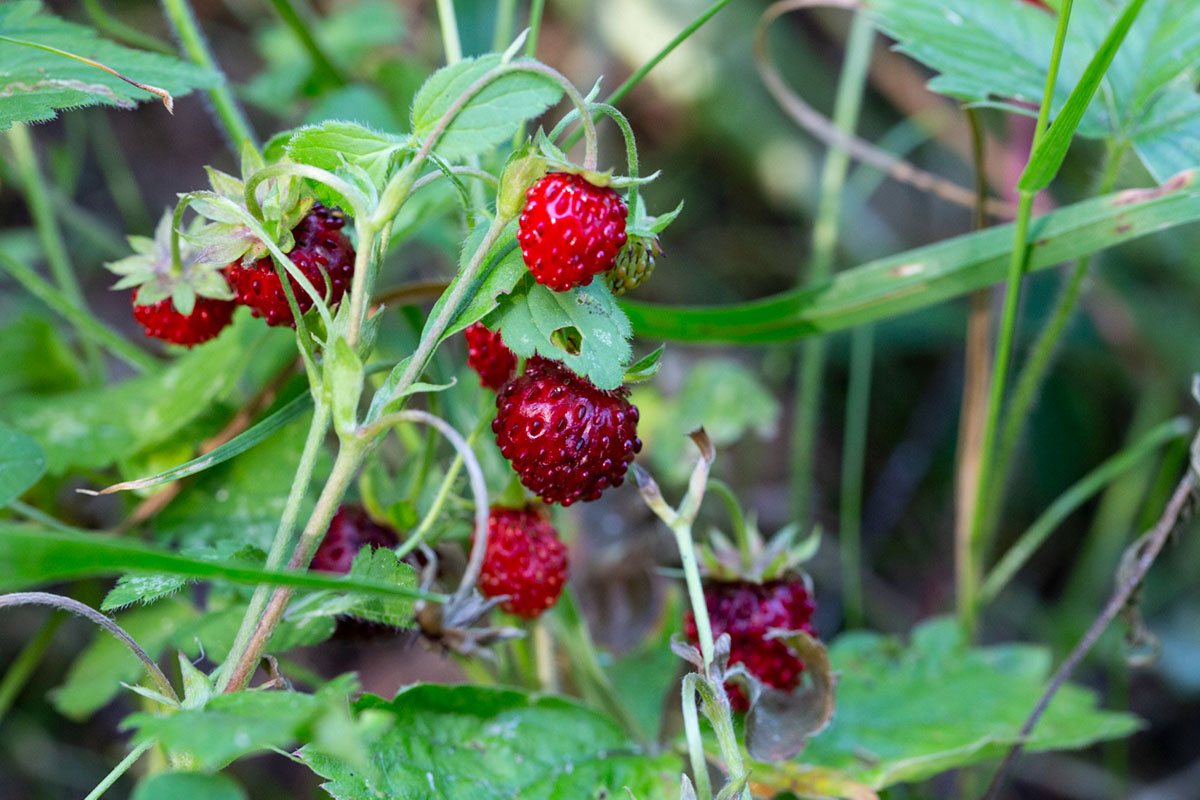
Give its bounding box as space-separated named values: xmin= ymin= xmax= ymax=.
xmin=1 ymin=0 xmax=1200 ymax=798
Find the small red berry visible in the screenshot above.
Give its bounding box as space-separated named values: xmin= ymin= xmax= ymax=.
xmin=464 ymin=322 xmax=517 ymax=391
xmin=475 ymin=505 xmax=568 ymax=618
xmin=131 ymin=287 xmax=236 ymax=347
xmin=227 ymin=204 xmax=355 ymax=328
xmin=311 ymin=505 xmax=401 ymax=574
xmin=684 ymin=578 xmax=817 ymax=711
xmin=493 ymin=357 xmax=641 ymax=506
xmin=517 ymin=172 xmax=628 ymax=292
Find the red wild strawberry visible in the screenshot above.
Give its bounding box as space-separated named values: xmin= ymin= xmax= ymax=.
xmin=464 ymin=322 xmax=517 ymax=391
xmin=311 ymin=505 xmax=401 ymax=574
xmin=493 ymin=357 xmax=641 ymax=506
xmin=227 ymin=203 xmax=355 ymax=328
xmin=517 ymin=172 xmax=628 ymax=292
xmin=131 ymin=287 xmax=236 ymax=347
xmin=684 ymin=578 xmax=817 ymax=711
xmin=475 ymin=505 xmax=568 ymax=618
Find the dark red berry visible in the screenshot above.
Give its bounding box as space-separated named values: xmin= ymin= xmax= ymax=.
xmin=311 ymin=505 xmax=401 ymax=574
xmin=493 ymin=357 xmax=641 ymax=506
xmin=464 ymin=322 xmax=517 ymax=391
xmin=131 ymin=287 xmax=236 ymax=347
xmin=475 ymin=505 xmax=568 ymax=618
xmin=684 ymin=579 xmax=817 ymax=711
xmin=227 ymin=204 xmax=355 ymax=328
xmin=517 ymin=172 xmax=628 ymax=292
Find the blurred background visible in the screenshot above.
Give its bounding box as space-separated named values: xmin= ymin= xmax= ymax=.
xmin=2 ymin=0 xmax=1199 ymax=797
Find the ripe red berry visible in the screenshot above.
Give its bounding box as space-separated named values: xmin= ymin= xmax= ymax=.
xmin=131 ymin=287 xmax=236 ymax=347
xmin=517 ymin=172 xmax=628 ymax=292
xmin=475 ymin=505 xmax=568 ymax=618
xmin=464 ymin=322 xmax=517 ymax=391
xmin=493 ymin=357 xmax=641 ymax=506
xmin=684 ymin=578 xmax=817 ymax=711
xmin=227 ymin=204 xmax=355 ymax=328
xmin=311 ymin=505 xmax=401 ymax=574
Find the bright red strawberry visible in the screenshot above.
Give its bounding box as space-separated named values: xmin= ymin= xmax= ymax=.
xmin=464 ymin=322 xmax=517 ymax=391
xmin=475 ymin=505 xmax=568 ymax=618
xmin=131 ymin=287 xmax=236 ymax=347
xmin=685 ymin=578 xmax=817 ymax=711
xmin=311 ymin=505 xmax=401 ymax=574
xmin=227 ymin=204 xmax=355 ymax=328
xmin=493 ymin=357 xmax=641 ymax=506
xmin=517 ymin=172 xmax=628 ymax=292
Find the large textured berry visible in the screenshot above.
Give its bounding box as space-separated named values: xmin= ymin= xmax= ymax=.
xmin=311 ymin=505 xmax=401 ymax=574
xmin=464 ymin=322 xmax=517 ymax=391
xmin=517 ymin=172 xmax=628 ymax=292
xmin=493 ymin=357 xmax=641 ymax=506
xmin=131 ymin=287 xmax=236 ymax=347
xmin=685 ymin=578 xmax=817 ymax=711
xmin=475 ymin=505 xmax=568 ymax=618
xmin=227 ymin=204 xmax=355 ymax=328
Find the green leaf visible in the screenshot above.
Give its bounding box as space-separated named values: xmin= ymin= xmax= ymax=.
xmin=789 ymin=617 xmax=1142 ymax=789
xmin=492 ymin=275 xmax=633 ymax=390
xmin=90 ymin=391 xmax=313 ymax=496
xmin=868 ymin=0 xmax=1200 ymax=181
xmin=0 ymin=313 xmax=84 ymax=399
xmin=102 ymin=572 xmax=191 ymax=611
xmin=289 ymin=547 xmax=419 ymax=628
xmin=125 ymin=677 xmax=357 ymax=771
xmin=51 ymin=599 xmax=195 ymax=719
xmin=131 ymin=773 xmax=248 ymax=800
xmin=132 ymin=773 xmax=247 ymax=800
xmin=0 ymin=0 xmax=217 ymax=127
xmin=0 ymin=317 xmax=284 ymax=474
xmin=299 ymin=685 xmax=680 ymax=799
xmin=0 ymin=426 xmax=45 ymax=507
xmin=0 ymin=523 xmax=441 ymax=603
xmin=1019 ymin=0 xmax=1150 ymax=192
xmin=411 ymin=54 xmax=563 ymax=160
xmin=326 ymin=338 xmax=365 ymax=435
xmin=621 ymin=172 xmax=1200 ymax=342
xmin=286 ymin=120 xmax=411 ymax=190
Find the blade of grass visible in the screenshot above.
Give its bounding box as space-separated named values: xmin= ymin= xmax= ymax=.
xmin=790 ymin=9 xmax=875 ymax=523
xmin=981 ymin=416 xmax=1190 ymax=603
xmin=620 ymin=171 xmax=1200 ymax=342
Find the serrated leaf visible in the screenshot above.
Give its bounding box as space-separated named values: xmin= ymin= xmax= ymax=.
xmin=125 ymin=676 xmax=358 ymax=771
xmin=0 ymin=426 xmax=45 ymax=507
xmin=868 ymin=0 xmax=1200 ymax=181
xmin=286 ymin=120 xmax=410 ymax=191
xmin=299 ymin=685 xmax=679 ymax=800
xmin=492 ymin=275 xmax=633 ymax=390
xmin=411 ymin=54 xmax=563 ymax=160
xmin=788 ymin=617 xmax=1143 ymax=788
xmin=290 ymin=547 xmax=418 ymax=628
xmin=0 ymin=0 xmax=217 ymax=127
xmin=102 ymin=573 xmax=192 ymax=611
xmin=131 ymin=773 xmax=248 ymax=800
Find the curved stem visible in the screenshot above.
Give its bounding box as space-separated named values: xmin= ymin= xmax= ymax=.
xmin=159 ymin=0 xmax=257 ymax=152
xmin=0 ymin=593 xmax=178 ymax=705
xmin=398 ymin=414 xmax=489 ymax=558
xmin=411 ymin=166 xmax=499 ymax=194
xmin=358 ymin=410 xmax=489 ymax=603
xmin=244 ymin=163 xmax=371 ymax=224
xmin=83 ymin=739 xmax=155 ymax=800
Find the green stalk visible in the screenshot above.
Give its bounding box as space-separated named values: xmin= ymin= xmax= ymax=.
xmin=0 ymin=613 xmax=63 ymax=725
xmin=839 ymin=324 xmax=873 ymax=628
xmin=675 ymin=518 xmax=714 ymax=668
xmin=397 ymin=415 xmax=488 ymax=557
xmin=526 ymin=0 xmax=546 ymax=57
xmin=82 ymin=740 xmax=155 ymax=800
xmin=159 ymin=0 xmax=257 ymax=151
xmin=982 ymin=141 xmax=1129 ymax=544
xmin=493 ymin=0 xmax=517 ymax=52
xmin=436 ymin=0 xmax=464 ymax=63
xmin=265 ymin=0 xmax=345 ymax=87
xmin=83 ymin=0 xmax=173 ymax=53
xmin=0 ymin=252 xmax=158 ymax=373
xmin=215 ymin=403 xmax=331 ymax=692
xmin=789 ymin=11 xmax=875 ymax=522
xmin=962 ymin=0 xmax=1076 ymax=636
xmin=7 ymin=123 xmax=105 ymax=381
